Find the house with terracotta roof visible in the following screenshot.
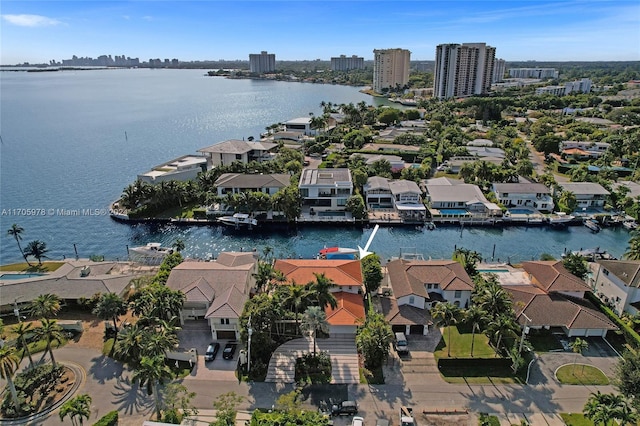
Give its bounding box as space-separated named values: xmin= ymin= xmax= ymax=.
xmin=273 ymin=259 xmax=365 ymax=335
xmin=493 ymin=261 xmax=617 ymax=337
xmin=589 ymin=259 xmax=640 ymax=316
xmin=165 ymin=252 xmax=258 ymax=340
xmin=381 ymin=259 xmax=474 ymax=335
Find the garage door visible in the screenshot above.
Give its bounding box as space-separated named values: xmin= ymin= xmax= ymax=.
xmin=217 ymin=330 xmax=236 ymax=340
xmin=409 ymin=325 xmax=424 ymax=335
xmin=392 ymin=325 xmax=406 ymax=333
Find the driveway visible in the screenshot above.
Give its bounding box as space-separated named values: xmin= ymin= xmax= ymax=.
xmin=177 ymin=323 xmax=239 ymax=381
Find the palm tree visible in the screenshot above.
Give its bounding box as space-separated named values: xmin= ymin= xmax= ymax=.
xmin=583 ymin=391 xmax=617 ymax=426
xmin=306 ymin=273 xmax=337 ymax=310
xmin=301 ymin=306 xmax=329 ymax=356
xmin=624 ymin=230 xmax=640 ymax=261
xmin=93 ymin=293 xmax=128 ymax=343
xmin=114 ymin=323 xmax=145 ymax=364
xmin=13 ymin=322 xmax=35 ymax=368
xmin=172 ymin=239 xmax=185 ymax=253
xmin=24 ymin=240 xmax=49 ymax=266
xmin=144 ymin=327 xmax=178 ymax=357
xmin=35 ymin=318 xmax=65 ymax=367
xmin=465 ymin=305 xmax=487 ymax=357
xmin=570 ymin=337 xmax=589 ymax=375
xmin=474 ymin=278 xmax=512 ymax=321
xmin=132 ymin=355 xmax=174 ymax=420
xmin=29 ymin=293 xmax=62 ymax=318
xmin=59 ymin=393 xmax=92 ymax=425
xmin=0 ymin=346 xmax=21 ymax=411
xmin=7 ymin=223 xmax=31 ymax=266
xmin=488 ymin=314 xmax=517 ymax=355
xmin=252 ymin=261 xmax=275 ymax=293
xmin=281 ymin=284 xmax=311 ymax=335
xmin=431 ymin=302 xmax=460 ymax=357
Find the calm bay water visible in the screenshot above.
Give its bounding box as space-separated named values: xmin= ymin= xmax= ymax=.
xmin=0 ymin=69 xmax=629 ymax=264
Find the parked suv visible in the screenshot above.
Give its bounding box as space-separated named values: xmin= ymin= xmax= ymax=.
xmin=331 ymin=400 xmax=358 ymax=416
xmin=395 ymin=332 xmax=409 ymax=354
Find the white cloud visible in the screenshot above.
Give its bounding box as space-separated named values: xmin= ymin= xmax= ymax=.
xmin=122 ymin=15 xmax=131 ymax=20
xmin=1 ymin=14 xmax=62 ymax=27
xmin=142 ymin=15 xmax=153 ymax=21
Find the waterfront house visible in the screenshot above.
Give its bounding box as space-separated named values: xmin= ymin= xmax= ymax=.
xmin=363 ymin=177 xmax=426 ymax=220
xmin=491 ymin=262 xmax=616 ymax=337
xmin=423 ymin=177 xmax=500 ymax=215
xmin=214 ymin=173 xmax=292 ymax=196
xmin=299 ymin=168 xmax=353 ymax=213
xmin=556 ymin=182 xmax=610 ymax=209
xmin=492 ymin=182 xmax=554 ymax=212
xmin=165 ymin=252 xmax=258 ymax=340
xmin=589 ymin=259 xmax=640 ymax=316
xmin=273 ymin=259 xmax=365 ymax=336
xmin=284 ymin=117 xmax=316 ymax=136
xmin=138 ymin=155 xmax=208 ymax=184
xmin=197 ymin=140 xmax=277 ymax=168
xmin=611 ymin=181 xmax=640 ymax=199
xmin=381 ymin=259 xmax=475 ymax=335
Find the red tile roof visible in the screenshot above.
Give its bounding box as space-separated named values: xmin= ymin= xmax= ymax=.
xmin=324 ymin=292 xmax=365 ymax=326
xmin=273 ymin=259 xmax=363 ymax=287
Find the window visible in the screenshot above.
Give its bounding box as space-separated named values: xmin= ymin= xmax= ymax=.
xmin=426 ymin=284 xmax=432 ymax=289
xmin=409 ymin=296 xmax=415 ymax=304
xmin=433 ymin=284 xmax=439 ymax=290
xmin=235 ymin=154 xmax=242 ymax=160
xmin=603 ymin=269 xmax=609 ymax=276
xmin=454 ymin=290 xmax=461 ymax=298
xmin=220 ymin=318 xmax=230 ymax=325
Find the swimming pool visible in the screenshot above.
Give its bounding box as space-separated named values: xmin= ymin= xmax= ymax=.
xmin=0 ymin=273 xmax=46 ymax=280
xmin=509 ymin=208 xmax=536 ymax=214
xmin=438 ymin=209 xmax=469 ymax=215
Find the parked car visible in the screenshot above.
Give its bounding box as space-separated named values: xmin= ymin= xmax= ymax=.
xmin=395 ymin=332 xmax=409 ymax=354
xmin=352 ymin=416 xmax=365 ymax=426
xmin=331 ymin=400 xmax=358 ymax=416
xmin=222 ymin=342 xmax=237 ymax=360
xmin=204 ymin=342 xmax=220 ymax=362
xmin=303 ymin=160 xmax=310 ymax=166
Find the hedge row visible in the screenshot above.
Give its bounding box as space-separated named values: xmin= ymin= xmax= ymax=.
xmin=586 ymin=292 xmax=640 ymax=349
xmin=93 ymin=410 xmax=118 ymax=426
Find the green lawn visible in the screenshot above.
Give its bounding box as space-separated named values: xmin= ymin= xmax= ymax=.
xmin=434 ymin=325 xmax=496 ymax=359
xmin=0 ymin=261 xmax=65 ymax=272
xmin=560 ymin=413 xmax=594 ymax=426
xmin=527 ymin=329 xmax=564 ymax=352
xmin=556 ymin=364 xmax=610 ymax=385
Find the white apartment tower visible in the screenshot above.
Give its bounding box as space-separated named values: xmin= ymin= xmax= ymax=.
xmin=492 ymin=58 xmax=506 ymax=83
xmin=331 ymin=55 xmax=365 ymax=71
xmin=249 ymin=51 xmax=276 ymax=74
xmin=433 ymin=42 xmax=496 ymax=99
xmin=373 ymin=48 xmax=411 ymax=93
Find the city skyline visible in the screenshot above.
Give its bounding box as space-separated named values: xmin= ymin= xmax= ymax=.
xmin=1 ymin=0 xmax=639 ymax=65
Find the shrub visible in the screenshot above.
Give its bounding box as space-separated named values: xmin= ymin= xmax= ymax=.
xmin=586 ymin=292 xmax=640 ymax=348
xmin=93 ymin=410 xmax=118 ymax=426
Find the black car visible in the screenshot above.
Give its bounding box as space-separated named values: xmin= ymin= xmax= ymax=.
xmin=331 ymin=400 xmax=358 ymax=416
xmin=204 ymin=342 xmax=220 ymax=362
xmin=222 ymin=342 xmax=237 ymax=360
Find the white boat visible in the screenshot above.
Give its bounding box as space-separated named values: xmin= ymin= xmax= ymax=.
xmin=623 ymin=220 xmax=638 ymax=230
xmin=217 ymin=213 xmax=258 ymax=227
xmin=548 ymin=212 xmax=575 ymax=225
xmin=584 ymin=219 xmax=601 ymax=233
xmin=318 ymin=246 xmax=359 ymax=259
xmin=129 ymin=243 xmax=173 ymax=262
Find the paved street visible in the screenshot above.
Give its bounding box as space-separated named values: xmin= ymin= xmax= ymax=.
xmin=2 ymin=336 xmax=618 ymax=425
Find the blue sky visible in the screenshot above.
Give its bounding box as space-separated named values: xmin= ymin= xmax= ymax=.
xmin=1 ymin=1 xmax=639 ymax=64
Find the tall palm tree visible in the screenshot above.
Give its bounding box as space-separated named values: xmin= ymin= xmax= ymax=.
xmin=306 ymin=273 xmax=337 ymax=310
xmin=465 ymin=305 xmax=487 ymax=357
xmin=0 ymin=346 xmax=21 ymax=411
xmin=59 ymin=393 xmax=92 ymax=425
xmin=252 ymin=261 xmax=275 ymax=293
xmin=282 ymin=284 xmax=311 ymax=335
xmin=24 ymin=240 xmax=49 ymax=266
xmin=132 ymin=355 xmax=174 ymax=420
xmin=144 ymin=328 xmax=178 ymax=357
xmin=624 ymin=230 xmax=640 ymax=261
xmin=172 ymin=239 xmax=185 ymax=253
xmin=583 ymin=391 xmax=617 ymax=426
xmin=35 ymin=318 xmax=65 ymax=367
xmin=474 ymin=279 xmax=512 ymax=321
xmin=431 ymin=302 xmax=460 ymax=357
xmin=93 ymin=293 xmax=128 ymax=339
xmin=13 ymin=322 xmax=35 ymax=368
xmin=7 ymin=223 xmax=31 ymax=266
xmin=301 ymin=306 xmax=329 ymax=356
xmin=488 ymin=314 xmax=517 ymax=355
xmin=29 ymin=293 xmax=62 ymax=319
xmin=114 ymin=323 xmax=145 ymax=364
xmin=570 ymin=337 xmax=589 ymax=375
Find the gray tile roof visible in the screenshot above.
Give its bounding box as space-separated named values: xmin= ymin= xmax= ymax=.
xmin=214 ymin=173 xmax=291 ymax=189
xmin=596 ymin=260 xmax=640 ymax=288
xmin=388 ymin=180 xmax=421 ymax=195
xmin=198 ymin=140 xmax=277 ymax=154
xmin=493 ymin=182 xmax=550 ymax=194
xmin=559 ymin=182 xmax=610 ymax=195
xmin=425 ymin=184 xmax=488 ymax=204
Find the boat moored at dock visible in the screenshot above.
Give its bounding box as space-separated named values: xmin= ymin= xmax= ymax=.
xmin=217 ymin=213 xmax=258 ymax=228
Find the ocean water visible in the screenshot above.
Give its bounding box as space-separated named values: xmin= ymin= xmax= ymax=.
xmin=0 ymin=69 xmax=628 ymax=264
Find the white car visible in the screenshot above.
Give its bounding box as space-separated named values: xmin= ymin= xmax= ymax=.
xmin=352 ymin=416 xmax=365 ymax=426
